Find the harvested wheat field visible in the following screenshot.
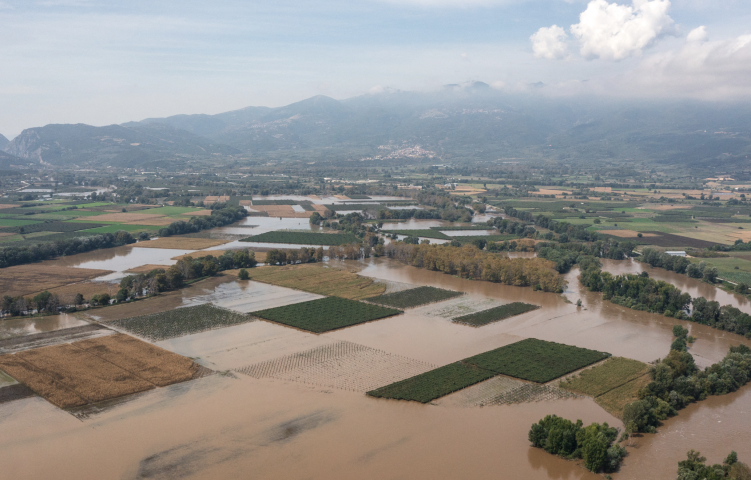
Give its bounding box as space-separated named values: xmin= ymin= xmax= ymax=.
xmin=125 ymin=264 xmax=172 ymax=274
xmin=134 ymin=237 xmax=229 ymax=249
xmin=247 ymin=263 xmax=386 ymax=300
xmin=0 ymin=334 xmax=200 ymax=408
xmin=74 ymin=335 xmax=198 ymax=386
xmin=89 ymin=212 xmax=167 ymax=223
xmin=250 ymin=205 xmax=313 ymax=218
xmin=0 ymin=264 xmax=113 ymax=298
xmin=180 ymin=210 xmax=212 ymax=216
xmin=0 ymin=343 xmax=152 ymax=408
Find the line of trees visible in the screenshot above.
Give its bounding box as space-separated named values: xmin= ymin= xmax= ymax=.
xmin=0 ymin=231 xmax=136 ymax=268
xmin=579 ymin=260 xmax=751 ymax=338
xmin=157 ymin=205 xmax=247 ymax=237
xmin=622 ymin=334 xmax=751 ymax=436
xmin=384 ymin=242 xmax=565 ymax=292
xmin=640 ymin=248 xmax=718 ymax=283
xmin=536 ymin=240 xmax=636 ymax=273
xmin=528 ymin=415 xmax=625 ymax=473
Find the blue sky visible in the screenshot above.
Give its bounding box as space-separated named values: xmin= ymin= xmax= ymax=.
xmin=1 ymin=0 xmax=750 ymax=137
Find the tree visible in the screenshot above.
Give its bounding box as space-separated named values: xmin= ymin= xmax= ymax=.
xmin=238 ymin=268 xmax=249 ymax=280
xmin=32 ymin=291 xmax=53 ymax=312
xmin=74 ymin=293 xmax=84 ymax=306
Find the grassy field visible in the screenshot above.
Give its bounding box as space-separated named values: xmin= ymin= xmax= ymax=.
xmin=452 ymin=302 xmax=539 ymax=327
xmin=0 ymin=218 xmax=41 ymax=227
xmin=138 ymin=206 xmax=204 ymax=216
xmin=246 ymin=264 xmax=386 ymax=300
xmin=366 ymin=363 xmax=495 ymax=403
xmin=109 ymin=304 xmax=254 ymax=341
xmin=252 ymin=296 xmax=402 ymax=333
xmin=595 ymin=374 xmax=652 ymax=418
xmin=242 ymin=231 xmax=360 ymax=245
xmin=367 ymin=286 xmax=463 ymax=308
xmin=558 ymin=357 xmax=650 ymax=397
xmin=0 ymin=221 xmax=104 ymax=234
xmin=81 ymin=224 xmax=152 ymax=234
xmin=689 ymin=256 xmax=751 ymax=285
xmin=463 ymin=339 xmax=610 ymax=383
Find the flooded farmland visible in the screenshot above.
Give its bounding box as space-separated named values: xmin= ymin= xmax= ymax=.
xmin=2 ymin=255 xmax=751 ymax=479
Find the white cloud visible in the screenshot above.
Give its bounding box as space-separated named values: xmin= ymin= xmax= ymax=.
xmin=530 ymin=25 xmax=569 ymax=59
xmin=570 ymin=0 xmax=674 ymax=60
xmin=687 ymin=25 xmax=708 ymax=43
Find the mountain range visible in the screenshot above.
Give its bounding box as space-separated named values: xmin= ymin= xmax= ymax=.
xmin=4 ymin=83 xmax=751 ymax=168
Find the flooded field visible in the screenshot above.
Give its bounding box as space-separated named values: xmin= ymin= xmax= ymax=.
xmin=0 ymin=314 xmax=88 ymax=340
xmin=49 ymin=246 xmax=196 ymax=281
xmin=2 ymin=256 xmax=751 ymax=479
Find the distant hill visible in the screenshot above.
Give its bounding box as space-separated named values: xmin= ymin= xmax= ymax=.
xmin=0 ymin=134 xmax=9 ymax=150
xmin=6 ymin=85 xmax=751 ymax=167
xmin=4 ymin=123 xmax=239 ymax=167
xmin=0 ymin=150 xmax=27 ymax=169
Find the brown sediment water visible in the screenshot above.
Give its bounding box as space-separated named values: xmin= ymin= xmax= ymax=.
xmin=47 ymin=246 xmax=196 ymax=281
xmin=0 ymin=374 xmax=615 ymax=480
xmin=0 ymin=314 xmax=88 ymax=340
xmin=2 ymin=257 xmax=751 ymax=479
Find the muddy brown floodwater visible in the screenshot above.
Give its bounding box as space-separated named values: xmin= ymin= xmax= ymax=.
xmin=1 ymin=256 xmax=750 ymax=479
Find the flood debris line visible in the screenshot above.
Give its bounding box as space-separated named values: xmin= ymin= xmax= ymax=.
xmin=367 ymin=339 xmax=610 ymax=403
xmin=0 ymin=334 xmax=202 ymax=409
xmin=451 ymin=302 xmax=540 ymax=327
xmin=251 ymin=296 xmax=402 ymax=333
xmin=107 ymin=304 xmax=255 ymax=341
xmin=365 ymin=286 xmax=464 ymax=309
xmin=235 ymin=341 xmax=436 ymax=392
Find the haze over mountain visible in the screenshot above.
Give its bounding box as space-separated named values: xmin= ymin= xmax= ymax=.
xmin=4 ymin=84 xmax=751 ymax=168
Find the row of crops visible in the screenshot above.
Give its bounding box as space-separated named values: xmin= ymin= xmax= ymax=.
xmin=108 ymin=304 xmax=254 ymax=341
xmin=251 ymin=296 xmax=402 ymax=333
xmin=367 ymin=339 xmax=610 ymax=403
xmin=241 ymin=231 xmax=360 ymax=245
xmin=452 ymin=302 xmax=539 ymax=327
xmin=366 ymin=286 xmax=463 ymax=309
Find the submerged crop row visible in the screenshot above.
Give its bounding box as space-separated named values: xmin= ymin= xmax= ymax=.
xmin=366 ymin=286 xmax=463 ymax=309
xmin=251 ymin=296 xmax=402 ymax=333
xmin=108 ymin=304 xmax=253 ymax=341
xmin=452 ymin=302 xmax=539 ymax=327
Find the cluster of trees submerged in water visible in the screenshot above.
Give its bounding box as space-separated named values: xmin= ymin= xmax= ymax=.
xmin=530 ymin=328 xmax=751 ymax=476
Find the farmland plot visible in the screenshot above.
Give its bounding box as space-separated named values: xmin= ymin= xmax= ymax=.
xmin=463 ymin=338 xmax=610 ymax=383
xmin=241 ymin=231 xmax=359 ymax=245
xmin=236 ymin=341 xmax=435 ymax=392
xmin=108 ymin=304 xmax=254 ymax=341
xmin=452 ymin=302 xmax=540 ymax=327
xmin=251 ymin=297 xmax=402 ymax=333
xmin=366 ymin=286 xmax=463 ymax=309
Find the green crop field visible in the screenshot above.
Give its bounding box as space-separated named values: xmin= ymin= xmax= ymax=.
xmin=452 ymin=302 xmax=539 ymax=327
xmin=251 ymin=296 xmax=401 ymax=333
xmin=108 ymin=304 xmax=253 ymax=341
xmin=384 ymin=230 xmax=451 ymax=240
xmin=0 ymin=221 xmax=104 ymax=234
xmin=367 ymin=286 xmax=463 ymax=308
xmin=0 ymin=218 xmax=41 ymax=227
xmin=366 ymin=363 xmax=495 ymax=403
xmin=463 ymin=338 xmax=610 ymax=383
xmin=559 ymin=357 xmax=649 ymax=397
xmin=241 ymin=231 xmax=360 ymax=245
xmin=82 ymin=224 xmax=153 ymax=234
